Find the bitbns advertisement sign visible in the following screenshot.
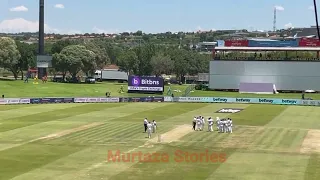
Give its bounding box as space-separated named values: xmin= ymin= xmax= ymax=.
xmin=128 ymin=76 xmax=164 ymax=92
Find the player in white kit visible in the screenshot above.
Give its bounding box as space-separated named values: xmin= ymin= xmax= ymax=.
xmin=220 ymin=119 xmax=225 ymax=133
xmin=152 ymin=120 xmax=157 ymax=133
xmin=201 ymin=116 xmax=205 ymax=131
xmin=225 ymin=118 xmax=230 ymax=133
xmin=147 ymin=122 xmax=153 ymax=138
xmin=197 ymin=116 xmax=202 ymax=131
xmin=229 ymin=118 xmax=233 ymax=133
xmin=223 ymin=120 xmax=228 ymax=133
xmin=207 ymin=117 xmax=213 ymax=132
xmin=216 ymin=117 xmax=220 ymax=131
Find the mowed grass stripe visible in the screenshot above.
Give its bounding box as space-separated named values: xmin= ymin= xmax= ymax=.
xmin=114 ymin=103 xmax=210 ymax=123
xmin=287 ymin=130 xmax=308 ymax=149
xmin=0 ymin=103 xmax=155 ymax=179
xmin=50 ymin=103 xmax=209 ymax=144
xmin=172 ymin=127 xmax=243 ymax=150
xmin=251 ymin=128 xmax=272 ymax=146
xmin=66 ymin=104 xmax=217 ymax=179
xmin=109 ymin=145 xmax=237 ymax=180
xmin=0 ymin=103 xmax=85 ymax=120
xmin=1 ymin=102 xmax=309 ymax=180
xmin=56 ymin=123 xmax=144 ymax=144
xmin=229 ymin=105 xmax=287 ymax=126
xmin=14 ymin=104 xmax=213 ymax=180
xmin=0 ymin=103 xmax=126 ymax=133
xmin=0 ymin=104 xmax=40 ymax=111
xmin=266 ymin=129 xmax=291 ymax=149
xmin=86 ymin=124 xmax=145 ymax=143
xmin=68 ymin=102 xmax=170 ymax=121
xmin=258 ymin=128 xmax=284 ymax=149
xmin=4 ymin=104 xmax=207 ymax=179
xmin=207 ymin=152 xmax=309 ymax=180
xmin=0 ymin=103 xmax=169 ymax=144
xmin=178 ymin=127 xmax=249 ymax=149
xmin=266 ymin=106 xmax=320 ymax=130
xmin=40 ymin=103 xmax=172 ymax=143
xmin=58 ymin=122 xmax=137 ymax=141
xmin=47 ymin=123 xmax=135 ymax=145
xmin=8 ymin=145 xmax=136 ymax=180
xmin=276 ymin=129 xmax=301 ymax=148
xmin=61 ymin=144 xmax=167 ymax=180
xmin=0 ymin=143 xmax=85 ymax=180
xmin=304 ymin=154 xmax=320 ymax=180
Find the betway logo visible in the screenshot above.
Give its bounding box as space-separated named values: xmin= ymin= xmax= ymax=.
xmin=236 ymin=98 xmax=251 ymax=103
xmin=212 ymin=98 xmax=228 ymax=102
xmin=282 ymin=99 xmax=297 ymax=104
xmin=259 ymin=98 xmax=273 ymax=103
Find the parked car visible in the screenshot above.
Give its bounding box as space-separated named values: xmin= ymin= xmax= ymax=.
xmin=85 ymin=77 xmax=96 ymax=84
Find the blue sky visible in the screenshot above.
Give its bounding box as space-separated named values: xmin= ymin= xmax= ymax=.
xmin=0 ymin=0 xmax=318 ymax=34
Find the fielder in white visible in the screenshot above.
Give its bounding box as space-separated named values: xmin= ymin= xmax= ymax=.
xmin=196 ymin=116 xmax=202 ymax=131
xmin=216 ymin=117 xmax=220 ymax=131
xmin=225 ymin=119 xmax=230 ymax=133
xmin=207 ymin=117 xmax=213 ymax=132
xmin=228 ymin=118 xmax=233 ymax=133
xmin=219 ymin=119 xmax=224 ymax=133
xmin=201 ymin=116 xmax=205 ymax=131
xmin=222 ymin=119 xmax=227 ymax=133
xmin=152 ymin=120 xmax=157 ymax=133
xmin=147 ymin=122 xmax=153 ymax=138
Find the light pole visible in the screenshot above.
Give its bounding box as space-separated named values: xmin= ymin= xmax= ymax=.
xmin=39 ymin=0 xmax=44 ymax=55
xmin=313 ymin=0 xmax=320 ymax=40
xmin=37 ymin=0 xmax=51 ymax=79
xmin=37 ymin=0 xmax=45 ymax=79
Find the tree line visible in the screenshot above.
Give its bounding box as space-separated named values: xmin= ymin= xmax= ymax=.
xmin=0 ymin=37 xmax=211 ymax=81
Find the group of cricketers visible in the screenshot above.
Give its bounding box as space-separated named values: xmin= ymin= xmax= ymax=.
xmin=143 ymin=118 xmax=157 ymax=138
xmin=192 ymin=116 xmax=233 ymax=133
xmin=143 ymin=116 xmax=232 ymax=139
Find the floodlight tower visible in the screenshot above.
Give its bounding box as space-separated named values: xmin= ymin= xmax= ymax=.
xmin=273 ymin=7 xmax=277 ymax=32
xmin=37 ymin=0 xmax=47 ymax=79
xmin=313 ymin=0 xmax=320 ymax=40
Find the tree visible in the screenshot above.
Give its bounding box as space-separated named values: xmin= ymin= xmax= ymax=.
xmin=117 ymin=50 xmax=139 ymax=75
xmin=83 ymin=41 xmax=109 ymax=69
xmin=187 ymin=52 xmax=210 ymax=75
xmin=0 ymin=37 xmax=21 ymax=79
xmin=150 ymin=53 xmax=173 ymax=76
xmin=199 ymin=33 xmax=207 ymax=42
xmin=142 ymin=34 xmax=150 ymax=42
xmin=92 ymin=39 xmax=122 ymax=64
xmin=51 ymin=39 xmax=80 ymax=54
xmin=168 ymin=48 xmax=189 ymax=82
xmin=134 ymin=43 xmax=156 ymax=75
xmin=52 ymin=53 xmax=68 ymax=80
xmin=15 ymin=41 xmax=37 ymax=79
xmin=53 ymin=45 xmax=96 ymax=78
xmin=134 ymin=30 xmax=143 ymax=36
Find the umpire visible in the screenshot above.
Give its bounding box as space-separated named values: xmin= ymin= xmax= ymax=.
xmin=192 ymin=117 xmax=196 ymax=130
xmin=144 ymin=118 xmax=148 ymax=132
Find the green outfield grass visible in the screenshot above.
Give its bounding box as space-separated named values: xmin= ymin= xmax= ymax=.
xmin=0 ymin=80 xmax=319 ymax=99
xmin=0 ymin=102 xmax=320 ymax=180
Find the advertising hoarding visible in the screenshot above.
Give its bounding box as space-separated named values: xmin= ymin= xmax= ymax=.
xmin=248 ymin=40 xmax=298 ymax=47
xmin=299 ymin=38 xmax=320 ymax=47
xmin=128 ymin=76 xmax=164 ymax=93
xmin=224 ymin=40 xmax=248 ymax=47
